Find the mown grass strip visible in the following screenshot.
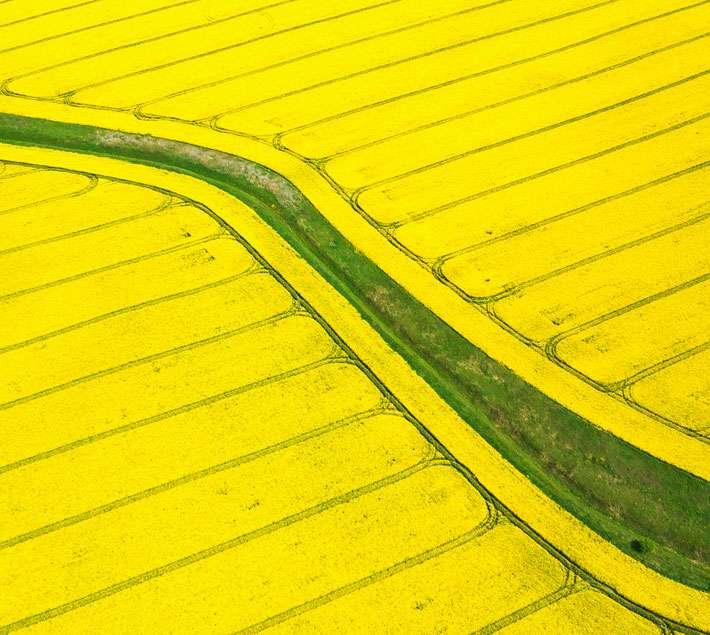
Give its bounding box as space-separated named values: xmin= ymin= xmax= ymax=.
xmin=0 ymin=112 xmax=707 ymax=590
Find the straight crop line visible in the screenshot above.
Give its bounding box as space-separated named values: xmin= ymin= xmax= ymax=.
xmin=433 ymin=161 xmax=710 ymax=265
xmin=308 ymin=32 xmax=710 ymax=161
xmin=237 ymin=504 xmax=498 ymax=633
xmin=0 ymin=192 xmax=174 ymax=257
xmin=0 ymin=460 xmax=432 ymax=633
xmin=544 ymin=272 xmax=710 ymax=360
xmin=351 ymin=70 xmax=709 ymax=194
xmin=0 ymin=165 xmax=35 ymax=180
xmin=267 ymin=0 xmax=709 ymax=140
xmin=0 ymin=172 xmax=97 ymax=217
xmin=543 ymin=274 xmax=710 ymax=392
xmin=0 ymin=260 xmax=261 ymax=356
xmin=59 ymin=0 xmax=406 ymax=102
xmin=0 ymin=229 xmax=223 ymax=303
xmin=0 ymin=304 xmax=299 ymax=413
xmin=385 ymin=112 xmax=710 ymax=228
xmin=0 ymin=0 xmax=303 ymax=93
xmin=621 ymin=368 xmax=710 ymax=440
xmin=0 ymin=0 xmax=102 ymax=29
xmin=210 ymin=0 xmax=621 ymax=123
xmin=475 ymin=574 xmax=584 ymax=634
xmin=621 ymin=341 xmax=710 ymax=391
xmin=134 ymin=0 xmax=514 ymax=117
xmin=312 ymin=33 xmax=710 ymax=164
xmin=0 ymin=357 xmax=355 ymax=476
xmin=477 ymin=212 xmax=710 ymax=305
xmin=0 ymin=0 xmax=198 ymax=55
xmin=0 ymin=406 xmax=398 ymax=553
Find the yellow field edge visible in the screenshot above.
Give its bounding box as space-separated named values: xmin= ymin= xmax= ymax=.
xmin=0 ymin=137 xmax=705 ymax=630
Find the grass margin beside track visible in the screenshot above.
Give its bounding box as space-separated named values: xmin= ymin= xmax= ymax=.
xmin=0 ymin=112 xmax=707 ymax=591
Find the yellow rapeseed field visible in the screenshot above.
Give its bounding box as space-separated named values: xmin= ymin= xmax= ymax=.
xmin=0 ymin=0 xmax=708 ymax=632
xmin=0 ymin=157 xmax=664 ymax=633
xmin=1 ymin=0 xmax=705 ymax=456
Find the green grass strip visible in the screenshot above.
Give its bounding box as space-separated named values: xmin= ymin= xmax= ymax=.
xmin=1 ymin=112 xmax=707 ymax=592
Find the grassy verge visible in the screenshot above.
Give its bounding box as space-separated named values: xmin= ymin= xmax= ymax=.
xmin=1 ymin=113 xmax=707 ymax=590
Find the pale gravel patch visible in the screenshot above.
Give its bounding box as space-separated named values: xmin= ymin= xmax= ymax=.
xmin=92 ymin=128 xmax=305 ymax=210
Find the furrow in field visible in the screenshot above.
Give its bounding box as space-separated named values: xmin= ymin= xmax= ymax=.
xmin=392 ymin=116 xmax=709 ymax=256
xmin=551 ymin=279 xmax=710 ymax=389
xmin=626 ymin=348 xmax=710 ymax=433
xmin=6 ymin=0 xmax=403 ymax=100
xmin=0 ymin=237 xmax=256 ymax=351
xmin=0 ymin=179 xmax=170 ymax=255
xmin=494 ymin=590 xmax=661 ymax=635
xmin=436 ymin=165 xmax=710 ymax=298
xmin=137 ymin=0 xmax=584 ymax=121
xmin=0 ymin=203 xmax=223 ymax=299
xmin=210 ymin=0 xmax=701 ymax=136
xmin=263 ymin=522 xmax=570 ymax=634
xmin=11 ymin=466 xmax=491 ymax=634
xmin=0 ymin=169 xmax=92 ymax=216
xmin=277 ymin=6 xmax=710 ymax=158
xmin=0 ymin=163 xmax=35 ymax=179
xmin=357 ymin=73 xmax=710 ymax=224
xmin=491 ymin=217 xmax=710 ymax=344
xmin=0 ymin=413 xmax=431 ymax=626
xmin=0 ymin=270 xmax=296 ymax=407
xmin=0 ymin=0 xmax=276 ymax=78
xmin=0 ymin=0 xmax=184 ymax=53
xmin=323 ymin=36 xmax=708 ymax=189
xmin=0 ymin=0 xmax=708 ymax=625
xmin=0 ymin=0 xmax=100 ymax=28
